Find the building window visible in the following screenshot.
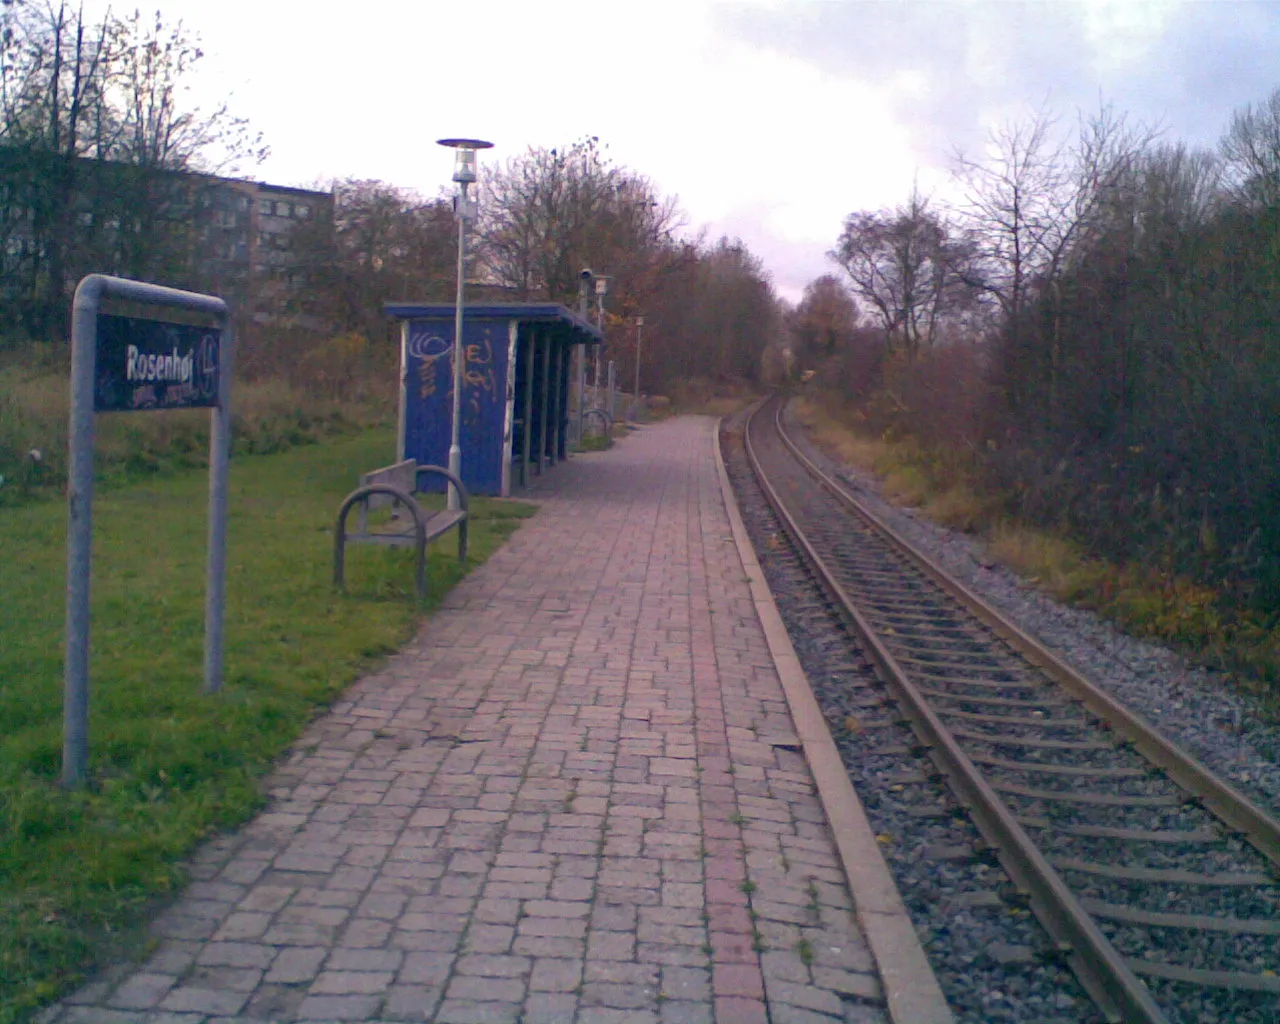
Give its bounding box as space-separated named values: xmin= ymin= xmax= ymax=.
xmin=258 ymin=198 xmax=272 ymax=216
xmin=296 ymin=203 xmax=310 ymax=219
xmin=275 ymin=200 xmax=291 ymax=218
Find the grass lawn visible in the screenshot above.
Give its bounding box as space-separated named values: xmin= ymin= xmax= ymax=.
xmin=0 ymin=428 xmax=535 ymax=1021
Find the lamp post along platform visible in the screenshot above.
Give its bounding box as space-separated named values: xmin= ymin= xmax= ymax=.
xmin=593 ymin=275 xmax=610 ymax=395
xmin=633 ymin=315 xmax=645 ymax=422
xmin=438 ymin=138 xmax=492 ymax=510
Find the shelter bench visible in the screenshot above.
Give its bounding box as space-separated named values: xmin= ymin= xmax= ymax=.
xmin=333 ymin=460 xmax=468 ymax=601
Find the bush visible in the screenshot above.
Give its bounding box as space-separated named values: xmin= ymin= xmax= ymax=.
xmin=0 ymin=346 xmax=396 ymax=508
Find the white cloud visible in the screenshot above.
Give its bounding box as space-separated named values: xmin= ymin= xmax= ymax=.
xmin=72 ymin=0 xmax=1280 ymax=304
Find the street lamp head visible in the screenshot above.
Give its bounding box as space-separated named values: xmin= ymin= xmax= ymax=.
xmin=437 ymin=138 xmax=493 ymax=184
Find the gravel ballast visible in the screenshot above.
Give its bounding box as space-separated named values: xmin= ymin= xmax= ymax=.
xmin=721 ymin=416 xmax=1101 ymax=1024
xmin=780 ymin=400 xmax=1280 ymax=825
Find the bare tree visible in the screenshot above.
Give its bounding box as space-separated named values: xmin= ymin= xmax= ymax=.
xmin=478 ymin=137 xmax=680 ymax=307
xmin=291 ymin=179 xmax=455 ymax=338
xmin=830 ymin=187 xmax=973 ymax=361
xmin=953 ymin=105 xmax=1154 ymax=419
xmin=109 ymin=10 xmax=266 ymax=174
xmin=951 ymin=111 xmax=1078 ymax=328
xmin=789 ymin=274 xmax=858 ymax=367
xmin=0 ymin=2 xmax=265 ymax=337
xmin=1220 ymin=87 xmax=1280 ymax=209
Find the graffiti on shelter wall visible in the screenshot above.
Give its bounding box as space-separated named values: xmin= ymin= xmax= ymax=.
xmin=402 ymin=318 xmax=511 ymax=495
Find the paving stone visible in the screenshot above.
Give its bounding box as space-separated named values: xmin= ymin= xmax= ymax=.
xmin=434 ymin=998 xmax=522 ymax=1023
xmin=463 ymin=923 xmax=514 ymax=954
xmin=511 ymin=934 xmax=584 ymax=959
xmin=577 ymin=1010 xmax=661 ymax=1024
xmin=661 ymin=1000 xmax=714 ymax=1024
xmin=310 ymin=969 xmax=395 ymax=994
xmin=295 ymin=993 xmax=382 ymax=1020
xmin=60 ymin=1009 xmax=146 ymax=1023
xmin=264 ymin=946 xmax=327 ymax=983
xmin=105 ymin=973 xmax=176 ymax=1010
xmin=399 ymin=951 xmax=456 ymax=985
xmin=380 ymin=982 xmax=444 ymax=1020
xmin=327 ymin=947 xmax=403 ymax=972
xmin=811 ymin=965 xmax=883 ymax=1001
xmin=591 ymin=903 xmax=638 ymax=931
xmin=455 ymin=953 xmax=530 ymax=978
xmin=586 ymin=962 xmax=655 ymax=983
xmin=712 ymin=962 xmax=765 ymax=999
xmin=158 ymin=986 xmax=250 ymax=1015
xmin=588 ymin=929 xmax=636 ymax=961
xmin=242 ymin=982 xmax=309 ymax=1020
xmin=766 ymin=978 xmax=847 ymax=1016
xmin=523 ymin=993 xmax=578 ymax=1023
xmin=580 ymin=980 xmax=659 ymax=1010
xmin=714 ymin=996 xmax=769 ymax=1024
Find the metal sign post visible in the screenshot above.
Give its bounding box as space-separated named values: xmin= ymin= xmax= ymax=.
xmin=64 ymin=274 xmax=234 ymax=788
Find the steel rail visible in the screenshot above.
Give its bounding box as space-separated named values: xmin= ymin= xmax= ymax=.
xmin=769 ymin=396 xmax=1280 ymax=873
xmin=744 ymin=395 xmax=1168 ymax=1024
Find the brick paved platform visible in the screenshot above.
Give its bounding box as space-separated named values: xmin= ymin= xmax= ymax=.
xmin=49 ymin=416 xmax=894 ymax=1024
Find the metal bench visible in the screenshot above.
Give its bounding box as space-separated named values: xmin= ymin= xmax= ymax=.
xmin=333 ymin=460 xmax=468 ymax=601
xmin=583 ymin=408 xmax=614 ymax=449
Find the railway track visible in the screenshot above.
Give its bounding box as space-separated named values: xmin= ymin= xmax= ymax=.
xmin=740 ymin=393 xmax=1280 ymax=1024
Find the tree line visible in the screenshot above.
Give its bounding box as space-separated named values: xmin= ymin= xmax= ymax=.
xmin=289 ymin=137 xmax=779 ymax=397
xmin=0 ymin=1 xmax=264 ymax=340
xmin=804 ymin=89 xmax=1280 ymax=614
xmin=0 ymin=1 xmax=781 ymax=401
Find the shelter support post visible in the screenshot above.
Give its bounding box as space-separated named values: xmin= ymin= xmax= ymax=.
xmin=520 ymin=326 xmax=536 ymax=487
xmin=550 ymin=338 xmax=563 ymax=465
xmin=538 ymin=331 xmax=551 ymax=472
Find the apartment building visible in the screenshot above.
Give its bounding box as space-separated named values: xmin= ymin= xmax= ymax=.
xmin=0 ymin=150 xmax=332 ymax=335
xmin=196 ymin=178 xmax=333 ymax=323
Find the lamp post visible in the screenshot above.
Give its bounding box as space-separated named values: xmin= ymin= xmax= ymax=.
xmin=576 ymin=269 xmax=592 ymax=444
xmin=437 ymin=137 xmax=492 ymax=510
xmin=632 ymin=316 xmax=645 ymax=422
xmin=593 ymin=275 xmax=610 ymax=393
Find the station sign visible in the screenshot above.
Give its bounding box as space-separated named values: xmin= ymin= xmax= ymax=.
xmin=94 ymin=314 xmax=221 ymax=412
xmin=63 ymin=275 xmax=233 ymax=789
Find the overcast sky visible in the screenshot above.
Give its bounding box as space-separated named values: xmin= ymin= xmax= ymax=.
xmin=98 ymin=0 xmax=1280 ymax=301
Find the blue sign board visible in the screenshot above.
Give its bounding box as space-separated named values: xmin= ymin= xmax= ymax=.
xmin=94 ymin=314 xmax=221 ymax=412
xmin=403 ymin=318 xmax=515 ymax=496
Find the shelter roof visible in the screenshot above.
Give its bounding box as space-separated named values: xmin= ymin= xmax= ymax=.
xmin=384 ymin=303 xmax=602 ymax=345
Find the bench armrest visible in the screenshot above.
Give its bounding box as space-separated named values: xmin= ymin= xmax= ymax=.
xmin=414 ymin=464 xmax=470 ymax=515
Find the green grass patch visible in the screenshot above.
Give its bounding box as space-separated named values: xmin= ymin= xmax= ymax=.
xmin=0 ymin=355 xmax=395 ymax=509
xmin=579 ymin=434 xmax=613 ymax=452
xmin=0 ymin=428 xmax=535 ymax=1020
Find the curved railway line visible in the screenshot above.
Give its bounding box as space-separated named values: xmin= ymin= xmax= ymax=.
xmin=736 ymin=393 xmax=1280 ymax=1024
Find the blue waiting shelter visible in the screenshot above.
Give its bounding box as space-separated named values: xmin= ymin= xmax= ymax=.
xmin=384 ymin=303 xmax=602 ymax=497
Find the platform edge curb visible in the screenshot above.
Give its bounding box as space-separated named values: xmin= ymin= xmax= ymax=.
xmin=712 ymin=414 xmax=955 ymax=1024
